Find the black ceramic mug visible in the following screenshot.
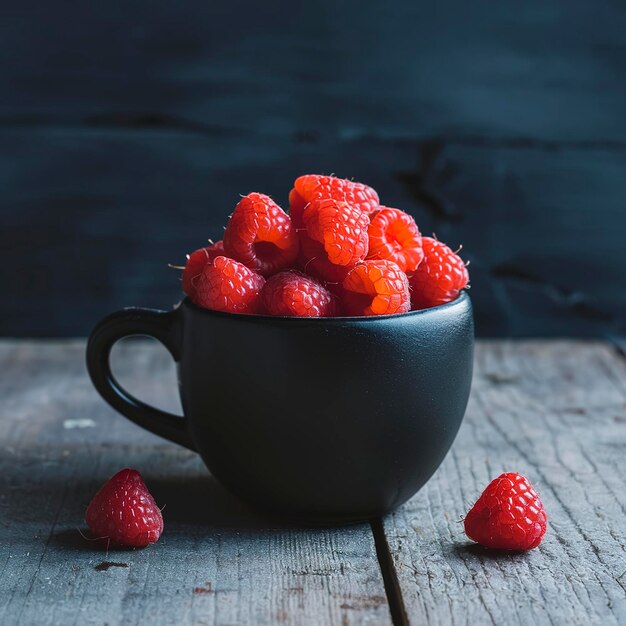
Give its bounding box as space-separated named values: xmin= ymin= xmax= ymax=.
xmin=87 ymin=294 xmax=474 ymax=524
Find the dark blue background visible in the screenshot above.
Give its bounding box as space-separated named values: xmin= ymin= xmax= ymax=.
xmin=2 ymin=1 xmax=625 ymax=336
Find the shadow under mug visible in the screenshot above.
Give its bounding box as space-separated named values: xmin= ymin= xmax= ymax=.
xmin=86 ymin=293 xmax=474 ymax=524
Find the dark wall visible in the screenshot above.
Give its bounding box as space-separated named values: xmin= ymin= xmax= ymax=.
xmin=2 ymin=1 xmax=625 ymax=337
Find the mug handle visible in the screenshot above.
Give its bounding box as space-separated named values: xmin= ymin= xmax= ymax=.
xmin=86 ymin=307 xmax=195 ymax=451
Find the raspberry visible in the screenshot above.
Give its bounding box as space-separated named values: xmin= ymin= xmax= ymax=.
xmin=182 ymin=240 xmax=225 ymax=299
xmin=295 ymin=174 xmax=379 ymax=214
xmin=408 ymin=236 xmax=468 ymax=309
xmin=194 ymin=256 xmax=265 ymax=314
xmin=289 ymin=188 xmax=308 ymax=229
xmin=300 ymin=197 xmax=370 ymax=283
xmin=85 ymin=468 xmax=163 ymax=548
xmin=464 ymin=473 xmax=548 ymax=551
xmin=341 ymin=260 xmax=410 ymax=316
xmin=298 ymin=234 xmax=353 ymax=284
xmin=290 ymin=174 xmax=379 ymax=228
xmin=366 ymin=207 xmax=424 ymax=273
xmin=223 ymin=192 xmax=298 ymax=276
xmin=262 ymin=271 xmax=335 ymax=317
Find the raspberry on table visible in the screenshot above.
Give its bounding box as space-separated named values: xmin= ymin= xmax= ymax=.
xmin=223 ymin=192 xmax=299 ymax=276
xmin=299 ymin=197 xmax=370 ymax=283
xmin=193 ymin=255 xmax=265 ymax=314
xmin=366 ymin=206 xmax=424 ymax=273
xmin=289 ymin=174 xmax=379 ymax=228
xmin=341 ymin=259 xmax=411 ymax=316
xmin=408 ymin=236 xmax=468 ymax=309
xmin=464 ymin=472 xmax=548 ymax=551
xmin=182 ymin=240 xmax=225 ymax=300
xmin=85 ymin=468 xmax=163 ymax=548
xmin=262 ymin=270 xmax=336 ymax=317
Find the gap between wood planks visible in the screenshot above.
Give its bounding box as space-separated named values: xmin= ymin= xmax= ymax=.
xmin=371 ymin=518 xmax=409 ymax=626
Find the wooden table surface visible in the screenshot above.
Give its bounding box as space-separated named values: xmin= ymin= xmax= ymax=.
xmin=1 ymin=340 xmax=624 ymax=625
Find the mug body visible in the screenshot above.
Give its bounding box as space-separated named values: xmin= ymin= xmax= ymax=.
xmin=177 ymin=294 xmax=474 ymax=522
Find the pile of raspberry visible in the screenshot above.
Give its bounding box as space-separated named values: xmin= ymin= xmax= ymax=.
xmin=180 ymin=175 xmax=469 ymax=317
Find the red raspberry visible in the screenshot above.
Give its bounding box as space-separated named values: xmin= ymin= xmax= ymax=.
xmin=341 ymin=260 xmax=410 ymax=316
xmin=85 ymin=468 xmax=163 ymax=548
xmin=408 ymin=236 xmax=468 ymax=309
xmin=290 ymin=174 xmax=379 ymax=228
xmin=298 ymin=234 xmax=353 ymax=284
xmin=194 ymin=256 xmax=265 ymax=314
xmin=223 ymin=192 xmax=298 ymax=276
xmin=366 ymin=206 xmax=424 ymax=273
xmin=464 ymin=472 xmax=548 ymax=551
xmin=262 ymin=271 xmax=335 ymax=317
xmin=289 ymin=187 xmax=308 ymax=230
xmin=182 ymin=240 xmax=225 ymax=299
xmin=300 ymin=197 xmax=370 ymax=283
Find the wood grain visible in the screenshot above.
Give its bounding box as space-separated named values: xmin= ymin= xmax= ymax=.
xmin=3 ymin=132 xmax=626 ymax=337
xmin=2 ymin=1 xmax=625 ymax=141
xmin=0 ymin=340 xmax=391 ymax=626
xmin=2 ymin=0 xmax=626 ymax=337
xmin=2 ymin=340 xmax=625 ymax=625
xmin=383 ymin=341 xmax=626 ymax=625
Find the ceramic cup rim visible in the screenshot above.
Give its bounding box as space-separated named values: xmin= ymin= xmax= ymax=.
xmin=181 ymin=290 xmax=470 ymax=324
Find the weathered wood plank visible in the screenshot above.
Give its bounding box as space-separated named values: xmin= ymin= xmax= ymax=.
xmin=2 ymin=131 xmax=626 ymax=338
xmin=2 ymin=1 xmax=625 ymax=142
xmin=3 ymin=339 xmax=626 ymax=625
xmin=3 ymin=2 xmax=626 ymax=338
xmin=0 ymin=340 xmax=392 ymax=625
xmin=383 ymin=341 xmax=626 ymax=625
